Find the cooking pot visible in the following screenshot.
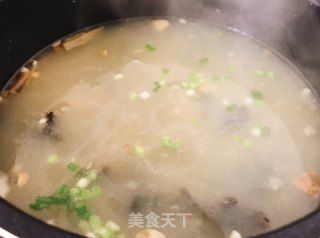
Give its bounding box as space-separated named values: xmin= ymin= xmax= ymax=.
xmin=0 ymin=0 xmax=320 ymax=237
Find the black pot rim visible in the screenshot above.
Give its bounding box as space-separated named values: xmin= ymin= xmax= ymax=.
xmin=0 ymin=195 xmax=319 ymax=238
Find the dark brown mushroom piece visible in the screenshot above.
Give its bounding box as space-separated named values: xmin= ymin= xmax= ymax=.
xmin=41 ymin=112 xmax=60 ymax=140
xmin=56 ymin=27 xmax=103 ymax=51
xmin=8 ymin=60 xmax=39 ymax=95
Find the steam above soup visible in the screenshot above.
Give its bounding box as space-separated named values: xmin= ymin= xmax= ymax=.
xmin=0 ymin=18 xmax=320 ymax=238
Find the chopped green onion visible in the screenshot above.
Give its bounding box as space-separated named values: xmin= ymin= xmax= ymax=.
xmin=153 ymin=80 xmax=167 ymax=92
xmin=88 ymin=215 xmax=122 ymax=238
xmin=89 ymin=215 xmax=103 ymax=231
xmin=191 ymin=117 xmax=198 ymax=125
xmin=255 ymin=70 xmax=264 ymax=76
xmin=80 ymin=189 xmax=92 ymax=200
xmin=78 ymin=220 xmax=91 ymax=233
xmin=76 ymin=205 xmax=92 ymax=221
xmin=255 ymin=70 xmax=275 ymax=79
xmin=105 ymin=221 xmax=121 ymax=232
xmin=76 ymin=178 xmax=90 ymax=189
xmin=96 ymin=227 xmax=112 ymax=238
xmin=235 ymin=136 xmax=252 ymax=148
xmin=226 ymin=104 xmax=238 ymax=112
xmin=266 ymin=71 xmax=275 ymax=79
xmin=66 ymin=198 xmax=76 ymax=211
xmin=145 ymin=44 xmax=156 ymax=52
xmin=58 ymin=184 xmax=71 ymax=197
xmin=134 ymin=146 xmax=145 ymax=157
xmin=223 ymin=100 xmax=238 ymax=112
xmin=69 ymin=187 xmax=82 ymax=198
xmin=181 ymin=72 xmax=205 ymax=90
xmin=161 ymin=137 xmax=181 ymax=149
xmin=46 ymin=154 xmax=59 ymax=164
xmin=250 ymin=90 xmax=265 ymax=104
xmin=29 ymin=162 xmax=122 ymax=237
xmin=90 ymin=185 xmax=102 ymax=198
xmin=30 ymin=202 xmax=49 ymax=210
xmin=67 ymin=162 xmax=81 ymax=173
xmin=162 ymin=68 xmax=170 ymax=76
xmin=250 ymin=124 xmax=271 ymax=137
xmin=261 ymin=126 xmax=271 ymax=136
xmin=129 ymin=92 xmax=140 ymax=101
xmin=35 ymin=196 xmax=68 ymax=205
xmin=30 ymin=196 xmax=69 ymax=210
xmin=85 ymin=170 xmax=98 ymax=182
xmin=199 ymin=57 xmax=209 ymax=65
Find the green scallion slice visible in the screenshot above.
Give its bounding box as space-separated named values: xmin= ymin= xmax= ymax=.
xmin=29 ymin=202 xmax=50 ymax=211
xmin=162 ymin=68 xmax=170 ymax=76
xmin=255 ymin=70 xmax=275 ymax=79
xmin=226 ymin=104 xmax=238 ymax=112
xmin=67 ymin=162 xmax=81 ymax=173
xmin=90 ymin=185 xmax=102 ymax=198
xmin=46 ymin=154 xmax=59 ymax=164
xmin=250 ymin=124 xmax=271 ymax=137
xmin=89 ymin=215 xmax=103 ymax=230
xmin=105 ymin=221 xmax=121 ymax=232
xmin=153 ymin=80 xmax=166 ymax=92
xmin=134 ymin=146 xmax=145 ymax=157
xmin=129 ymin=92 xmax=140 ymax=102
xmin=145 ymin=44 xmax=156 ymax=52
xmin=161 ymin=137 xmax=181 ymax=149
xmin=76 ymin=205 xmax=92 ymax=221
xmin=181 ymin=72 xmax=205 ymax=90
xmin=235 ymin=136 xmax=252 ymax=148
xmin=250 ymin=90 xmax=265 ymax=104
xmin=58 ymin=184 xmax=71 ymax=197
xmin=199 ymin=57 xmax=209 ymax=65
xmin=85 ymin=170 xmax=98 ymax=182
xmin=191 ymin=117 xmax=198 ymax=125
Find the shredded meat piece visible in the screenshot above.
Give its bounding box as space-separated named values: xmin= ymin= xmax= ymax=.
xmin=294 ymin=173 xmax=320 ymax=197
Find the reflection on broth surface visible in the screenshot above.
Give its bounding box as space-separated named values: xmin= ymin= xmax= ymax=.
xmin=0 ymin=18 xmax=320 ymax=238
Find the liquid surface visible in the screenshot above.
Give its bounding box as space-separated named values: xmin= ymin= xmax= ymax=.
xmin=0 ymin=18 xmax=320 ymax=238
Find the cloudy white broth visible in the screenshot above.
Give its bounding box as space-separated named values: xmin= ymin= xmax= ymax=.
xmin=0 ymin=18 xmax=320 ymax=238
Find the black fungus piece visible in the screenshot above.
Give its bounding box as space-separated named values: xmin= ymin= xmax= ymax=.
xmin=42 ymin=112 xmax=59 ymax=139
xmin=46 ymin=112 xmax=55 ymax=125
xmin=222 ymin=197 xmax=238 ymax=208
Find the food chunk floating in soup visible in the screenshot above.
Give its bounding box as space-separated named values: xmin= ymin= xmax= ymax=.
xmin=0 ymin=18 xmax=320 ymax=238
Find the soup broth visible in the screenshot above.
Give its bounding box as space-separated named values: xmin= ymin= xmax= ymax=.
xmin=0 ymin=18 xmax=320 ymax=238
